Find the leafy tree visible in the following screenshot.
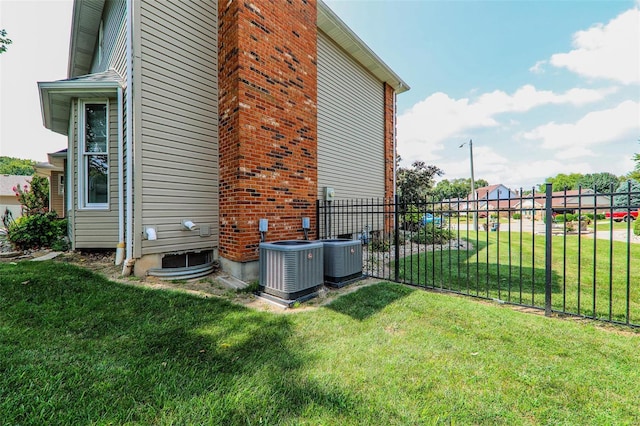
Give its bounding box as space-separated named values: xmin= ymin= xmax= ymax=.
xmin=577 ymin=172 xmax=620 ymax=193
xmin=396 ymin=161 xmax=443 ymax=204
xmin=475 ymin=178 xmax=489 ymax=189
xmin=538 ymin=173 xmax=583 ymax=192
xmin=627 ymin=140 xmax=640 ymax=181
xmin=432 ymin=178 xmax=489 ymax=202
xmin=0 ymin=156 xmax=36 ymax=175
xmin=627 ymin=166 xmax=640 ymax=182
xmin=0 ymin=29 xmax=12 ymax=54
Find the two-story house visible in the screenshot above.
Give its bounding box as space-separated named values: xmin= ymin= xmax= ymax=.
xmin=38 ymin=0 xmax=408 ymax=281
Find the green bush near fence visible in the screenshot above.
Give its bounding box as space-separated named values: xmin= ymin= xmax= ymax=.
xmin=554 ymin=213 xmax=575 ymax=222
xmin=409 ymin=224 xmax=455 ymax=244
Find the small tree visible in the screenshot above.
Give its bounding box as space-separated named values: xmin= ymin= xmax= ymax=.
xmin=13 ymin=175 xmax=49 ymax=216
xmin=397 ymin=161 xmax=443 ymax=204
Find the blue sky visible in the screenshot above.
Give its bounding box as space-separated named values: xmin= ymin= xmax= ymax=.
xmin=1 ymin=0 xmax=639 ymax=190
xmin=327 ymin=0 xmax=640 ymax=189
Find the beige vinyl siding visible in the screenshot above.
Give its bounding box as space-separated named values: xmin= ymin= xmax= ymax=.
xmin=139 ymin=0 xmax=218 ymax=256
xmin=90 ymin=0 xmax=126 ymax=75
xmin=317 ymin=30 xmax=386 ymax=201
xmin=50 ymin=171 xmax=64 ymax=217
xmin=72 ymin=100 xmax=119 ymax=248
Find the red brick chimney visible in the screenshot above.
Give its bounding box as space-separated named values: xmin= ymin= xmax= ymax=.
xmin=218 ymin=0 xmax=318 ymax=266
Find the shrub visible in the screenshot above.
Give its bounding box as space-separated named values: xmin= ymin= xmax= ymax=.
xmin=50 ymin=237 xmax=70 ymax=252
xmin=582 ymin=213 xmax=605 ymax=221
xmin=13 ymin=175 xmax=49 ymax=216
xmin=555 ymin=213 xmax=575 ymax=223
xmin=577 ymin=215 xmax=591 ymax=225
xmin=401 ymin=206 xmax=422 ymax=231
xmin=512 ymin=213 xmax=522 ymax=220
xmin=370 ymin=237 xmax=390 ymax=252
xmin=410 ymin=224 xmax=454 ymax=244
xmin=7 ymin=212 xmax=67 ymax=250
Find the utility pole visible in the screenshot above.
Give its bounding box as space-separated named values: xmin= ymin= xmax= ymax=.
xmin=460 ymin=139 xmax=477 ymax=231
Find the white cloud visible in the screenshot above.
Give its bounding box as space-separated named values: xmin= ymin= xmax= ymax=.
xmin=522 ymin=100 xmax=640 ymax=158
xmin=549 ymin=8 xmax=640 ymax=84
xmin=436 ymin=146 xmax=595 ymax=190
xmin=397 ymin=85 xmax=617 ymax=164
xmin=477 ymin=85 xmax=618 ymax=113
xmin=529 ymin=60 xmax=547 ymax=74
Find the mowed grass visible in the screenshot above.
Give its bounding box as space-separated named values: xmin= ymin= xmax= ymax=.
xmin=593 ymin=219 xmax=636 ymax=232
xmin=398 ymin=230 xmax=640 ymax=323
xmin=2 ymin=261 xmax=640 ymax=424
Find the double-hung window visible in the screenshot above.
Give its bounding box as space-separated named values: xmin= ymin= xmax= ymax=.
xmin=80 ymin=100 xmax=109 ymax=208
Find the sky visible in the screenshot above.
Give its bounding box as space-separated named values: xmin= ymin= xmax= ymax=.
xmin=1 ymin=0 xmax=639 ymax=190
xmin=326 ymin=0 xmax=640 ymax=189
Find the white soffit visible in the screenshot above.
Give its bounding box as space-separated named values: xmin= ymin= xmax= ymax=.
xmin=68 ymin=0 xmax=106 ymax=78
xmin=38 ymin=69 xmax=124 ymax=136
xmin=317 ymin=0 xmax=409 ymax=94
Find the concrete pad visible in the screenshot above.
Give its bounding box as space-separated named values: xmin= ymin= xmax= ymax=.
xmin=215 ymin=274 xmax=250 ymax=290
xmin=31 ymin=251 xmax=62 ymax=261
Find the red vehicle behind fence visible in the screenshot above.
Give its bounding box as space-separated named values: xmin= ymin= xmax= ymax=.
xmin=605 ymin=210 xmax=639 ymax=222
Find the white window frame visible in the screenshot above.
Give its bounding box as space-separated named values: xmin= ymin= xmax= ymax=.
xmin=78 ymin=99 xmax=109 ymax=210
xmin=57 ymin=174 xmax=64 ymax=196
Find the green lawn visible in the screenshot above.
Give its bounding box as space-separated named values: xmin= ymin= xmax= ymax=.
xmin=593 ymin=219 xmax=636 ymax=232
xmin=2 ymin=261 xmax=640 ymax=424
xmin=398 ymin=231 xmax=640 ymax=324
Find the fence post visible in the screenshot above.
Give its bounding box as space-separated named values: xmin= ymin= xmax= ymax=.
xmin=394 ymin=195 xmax=400 ymax=282
xmin=545 ymin=183 xmax=553 ymax=316
xmin=315 ymin=200 xmax=320 ymax=240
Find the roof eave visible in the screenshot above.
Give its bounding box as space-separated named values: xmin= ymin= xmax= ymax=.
xmin=67 ymin=0 xmax=106 ymax=78
xmin=38 ymin=79 xmax=122 ymax=136
xmin=317 ymin=0 xmax=409 ymax=94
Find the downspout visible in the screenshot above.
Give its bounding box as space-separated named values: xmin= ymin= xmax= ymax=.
xmin=115 ymin=86 xmax=125 ymax=265
xmin=393 ymin=91 xmax=397 ymax=198
xmin=122 ymin=0 xmax=135 ymax=275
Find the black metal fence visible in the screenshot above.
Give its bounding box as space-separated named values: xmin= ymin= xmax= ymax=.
xmin=317 ymin=183 xmax=640 ymax=327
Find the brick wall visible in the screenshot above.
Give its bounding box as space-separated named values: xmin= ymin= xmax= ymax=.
xmin=384 ymin=83 xmax=396 ymax=232
xmin=218 ymin=0 xmax=318 ymax=263
xmin=384 ymin=83 xmax=395 ymax=201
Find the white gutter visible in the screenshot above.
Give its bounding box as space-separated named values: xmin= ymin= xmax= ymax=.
xmin=115 ymin=86 xmax=125 ymax=265
xmin=123 ymin=0 xmax=134 ymax=274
